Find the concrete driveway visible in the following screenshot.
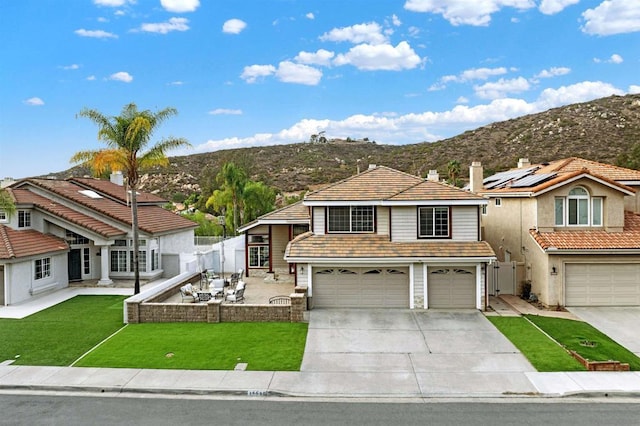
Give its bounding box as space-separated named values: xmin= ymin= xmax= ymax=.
xmin=568 ymin=307 xmax=640 ymax=357
xmin=302 ymin=309 xmax=534 ymax=374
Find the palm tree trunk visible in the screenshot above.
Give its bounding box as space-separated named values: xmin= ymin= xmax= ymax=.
xmin=131 ymin=187 xmax=140 ymax=294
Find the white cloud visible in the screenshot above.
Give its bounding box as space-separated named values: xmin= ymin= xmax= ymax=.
xmin=139 ymin=17 xmax=190 ymax=34
xmin=609 ymin=53 xmax=624 ymax=63
xmin=295 ymin=49 xmax=335 ymax=66
xmin=93 ymin=0 xmax=131 ymax=6
xmin=87 ymin=75 xmax=96 ymax=81
xmin=61 ymin=64 xmax=80 ymax=70
xmin=333 ymin=41 xmax=422 ymax=71
xmin=209 ymin=108 xmax=243 ymax=115
xmin=109 ymin=71 xmax=133 ymax=82
xmin=185 ymin=80 xmax=627 ymax=156
xmin=391 ymin=14 xmax=402 ymax=26
xmin=240 ymin=64 xmax=276 ymax=83
xmin=629 ymin=85 xmax=640 ymax=94
xmin=456 ymin=67 xmax=509 ymax=82
xmin=474 ymin=77 xmax=530 ymax=99
xmin=456 ymin=96 xmax=470 ymax=104
xmin=275 ymin=61 xmax=323 ymax=85
xmin=582 ymin=0 xmax=640 ymax=35
xmin=223 ymin=18 xmax=247 ymax=34
xmin=320 ymin=22 xmax=388 ymax=44
xmin=539 ymin=0 xmax=579 ymax=15
xmin=306 ymin=12 xmax=315 ymax=20
xmin=404 ymin=0 xmax=535 ymax=26
xmin=160 ymin=0 xmax=200 ymax=13
xmin=168 ymin=81 xmax=184 ymax=85
xmin=23 ymin=97 xmax=44 ymax=106
xmin=74 ymin=29 xmax=117 ymax=38
xmin=534 ymin=66 xmax=571 ymax=79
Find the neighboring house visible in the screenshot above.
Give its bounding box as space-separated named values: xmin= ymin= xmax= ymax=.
xmin=237 ymin=201 xmax=310 ymax=282
xmin=280 ymin=165 xmax=495 ymax=309
xmin=0 ymin=173 xmax=197 ymax=305
xmin=471 ymin=157 xmax=640 ymax=307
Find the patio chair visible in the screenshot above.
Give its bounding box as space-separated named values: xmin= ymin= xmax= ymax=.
xmin=229 ymin=271 xmax=240 ymax=287
xmin=180 ymin=283 xmax=198 ymax=303
xmin=269 ymin=295 xmax=291 ymax=305
xmin=209 ymin=278 xmax=225 ymax=298
xmin=225 ymin=281 xmax=245 ymax=303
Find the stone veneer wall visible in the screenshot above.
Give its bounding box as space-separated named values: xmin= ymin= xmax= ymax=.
xmin=127 ymin=286 xmax=307 ymax=324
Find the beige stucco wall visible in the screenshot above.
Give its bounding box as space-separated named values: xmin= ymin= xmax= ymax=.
xmin=623 ymin=186 xmax=640 ymax=213
xmin=271 ymin=225 xmax=290 ymax=270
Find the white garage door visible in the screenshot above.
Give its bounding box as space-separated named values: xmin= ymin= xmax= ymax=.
xmin=313 ymin=267 xmax=409 ymax=308
xmin=566 ymin=263 xmax=640 ymax=306
xmin=428 ymin=267 xmax=476 ymax=308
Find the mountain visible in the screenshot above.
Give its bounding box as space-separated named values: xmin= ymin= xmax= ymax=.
xmin=55 ymin=93 xmax=640 ymax=199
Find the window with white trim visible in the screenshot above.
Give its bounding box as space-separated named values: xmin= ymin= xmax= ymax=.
xmin=18 ymin=210 xmax=31 ymax=228
xmin=249 ymin=246 xmax=269 ymax=268
xmin=554 ymin=186 xmax=602 ymax=227
xmin=418 ymin=206 xmax=450 ymax=238
xmin=327 ymin=206 xmax=374 ymax=233
xmin=34 ymin=257 xmax=51 ymax=280
xmin=110 ymin=250 xmax=127 ymax=272
xmin=0 ymin=210 xmax=7 ymax=222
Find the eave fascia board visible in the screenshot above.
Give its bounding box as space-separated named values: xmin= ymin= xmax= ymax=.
xmin=534 ymin=174 xmax=635 ymax=197
xmin=545 ymin=248 xmax=640 ymax=254
xmin=304 ymin=199 xmax=487 ymax=207
xmin=237 ymin=219 xmax=309 ymax=233
xmin=285 ymin=256 xmax=496 ymax=264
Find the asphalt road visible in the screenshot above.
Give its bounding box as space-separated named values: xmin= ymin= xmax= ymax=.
xmin=1 ymin=393 xmax=640 ymax=425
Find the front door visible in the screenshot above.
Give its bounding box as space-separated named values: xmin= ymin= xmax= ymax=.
xmin=68 ymin=249 xmax=82 ymax=282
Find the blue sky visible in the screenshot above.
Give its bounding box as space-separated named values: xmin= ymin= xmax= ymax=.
xmin=1 ymin=0 xmax=639 ymax=179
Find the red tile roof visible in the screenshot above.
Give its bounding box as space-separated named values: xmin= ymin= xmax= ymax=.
xmin=12 ymin=179 xmax=197 ymax=235
xmin=539 ymin=157 xmax=640 ymax=181
xmin=238 ymin=201 xmax=310 ymax=232
xmin=70 ymin=177 xmax=167 ymax=204
xmin=0 ymin=225 xmax=68 ymax=260
xmin=530 ymin=211 xmax=640 ymax=251
xmin=286 ymin=232 xmax=495 ymax=259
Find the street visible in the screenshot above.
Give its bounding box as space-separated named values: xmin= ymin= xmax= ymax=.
xmin=1 ymin=393 xmax=639 ymax=425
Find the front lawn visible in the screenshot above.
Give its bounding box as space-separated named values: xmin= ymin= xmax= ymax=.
xmin=487 ymin=316 xmax=585 ymax=371
xmin=526 ymin=315 xmax=640 ymax=370
xmin=75 ymin=322 xmax=308 ymax=371
xmin=0 ymin=295 xmax=127 ymax=366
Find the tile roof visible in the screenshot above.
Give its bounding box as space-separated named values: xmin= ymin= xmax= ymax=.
xmin=238 ymin=201 xmax=310 ymax=232
xmin=304 ymin=166 xmax=484 ymax=203
xmin=70 ymin=177 xmax=167 ymax=204
xmin=12 ymin=189 xmax=125 ymax=238
xmin=285 ymin=232 xmax=496 ymax=260
xmin=530 ymin=211 xmax=640 ymax=251
xmin=12 ymin=179 xmax=197 ymax=235
xmin=539 ymin=157 xmax=640 ymax=181
xmin=305 ymin=166 xmax=423 ymax=201
xmin=0 ymin=225 xmax=68 ymax=260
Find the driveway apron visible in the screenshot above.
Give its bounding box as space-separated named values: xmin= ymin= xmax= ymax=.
xmin=569 ymin=307 xmax=640 ymax=356
xmin=301 ymin=309 xmax=534 ymax=374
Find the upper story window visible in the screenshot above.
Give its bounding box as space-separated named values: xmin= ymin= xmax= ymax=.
xmin=18 ymin=210 xmax=31 ymax=228
xmin=327 ymin=206 xmax=375 ymax=233
xmin=418 ymin=206 xmax=450 ymax=238
xmin=495 ymin=198 xmax=502 ymax=207
xmin=554 ymin=186 xmax=602 ymax=227
xmin=0 ymin=210 xmax=6 ymax=222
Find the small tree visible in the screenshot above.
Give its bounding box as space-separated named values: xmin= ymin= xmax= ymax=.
xmin=0 ymin=188 xmax=16 ymax=219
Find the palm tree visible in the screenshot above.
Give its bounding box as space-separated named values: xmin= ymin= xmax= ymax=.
xmin=71 ymin=103 xmax=191 ymax=294
xmin=446 ymin=159 xmax=462 ymax=187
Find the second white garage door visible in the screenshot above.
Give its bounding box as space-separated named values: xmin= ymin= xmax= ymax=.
xmin=312 ymin=267 xmax=409 ymax=308
xmin=565 ymin=263 xmax=640 ymax=306
xmin=427 ymin=267 xmax=476 ymax=308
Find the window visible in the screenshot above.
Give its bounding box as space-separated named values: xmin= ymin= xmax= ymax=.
xmin=327 ymin=206 xmax=375 ymax=233
xmin=292 ymin=224 xmax=309 ymax=237
xmin=495 ymin=198 xmax=502 ymax=207
xmin=83 ymin=248 xmax=90 ymax=274
xmin=151 ymin=249 xmax=159 ymax=271
xmin=554 ymin=186 xmax=603 ymax=227
xmin=66 ymin=230 xmax=89 ymax=245
xmin=481 ymin=204 xmax=487 ymax=215
xmin=110 ymin=250 xmax=127 ymax=272
xmin=130 ymin=250 xmax=147 ymax=272
xmin=418 ymin=206 xmax=450 ymax=238
xmin=34 ymin=257 xmax=51 ymax=280
xmin=18 ymin=210 xmax=31 ymax=228
xmin=0 ymin=210 xmax=6 ymax=222
xmin=249 ymin=246 xmax=269 ymax=268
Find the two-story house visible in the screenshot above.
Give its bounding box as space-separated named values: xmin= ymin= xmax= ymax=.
xmin=0 ymin=173 xmax=197 ymax=306
xmin=278 ymin=165 xmax=495 ymax=310
xmin=471 ymin=157 xmax=640 ymax=307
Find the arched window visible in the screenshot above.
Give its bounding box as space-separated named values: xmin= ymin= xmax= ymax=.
xmin=554 ymin=186 xmax=602 ymax=227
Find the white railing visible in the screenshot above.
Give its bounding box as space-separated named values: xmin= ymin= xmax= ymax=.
xmin=194 ymin=236 xmax=224 ymax=246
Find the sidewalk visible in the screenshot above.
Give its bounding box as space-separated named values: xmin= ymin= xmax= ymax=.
xmin=0 ymin=365 xmax=639 ymax=398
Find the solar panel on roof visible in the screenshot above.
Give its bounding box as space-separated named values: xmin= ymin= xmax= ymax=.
xmin=509 ymin=173 xmax=557 ymax=188
xmin=483 ymin=167 xmax=537 ymax=189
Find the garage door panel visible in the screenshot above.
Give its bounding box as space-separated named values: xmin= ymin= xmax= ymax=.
xmin=313 ymin=267 xmax=409 ymax=308
xmin=566 ymin=263 xmax=640 ymax=306
xmin=427 ymin=267 xmax=475 ymax=309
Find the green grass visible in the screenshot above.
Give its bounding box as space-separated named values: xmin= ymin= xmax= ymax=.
xmin=526 ymin=315 xmax=640 ymax=370
xmin=75 ymin=322 xmax=308 ymax=371
xmin=0 ymin=295 xmax=127 ymax=366
xmin=487 ymin=316 xmax=585 ymax=372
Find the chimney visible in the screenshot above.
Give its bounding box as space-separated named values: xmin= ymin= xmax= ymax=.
xmin=469 ymin=161 xmax=483 ymax=193
xmin=426 ymin=170 xmax=439 ymax=182
xmin=110 ymin=171 xmax=124 ymax=186
xmin=517 ymin=158 xmax=531 ymax=169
